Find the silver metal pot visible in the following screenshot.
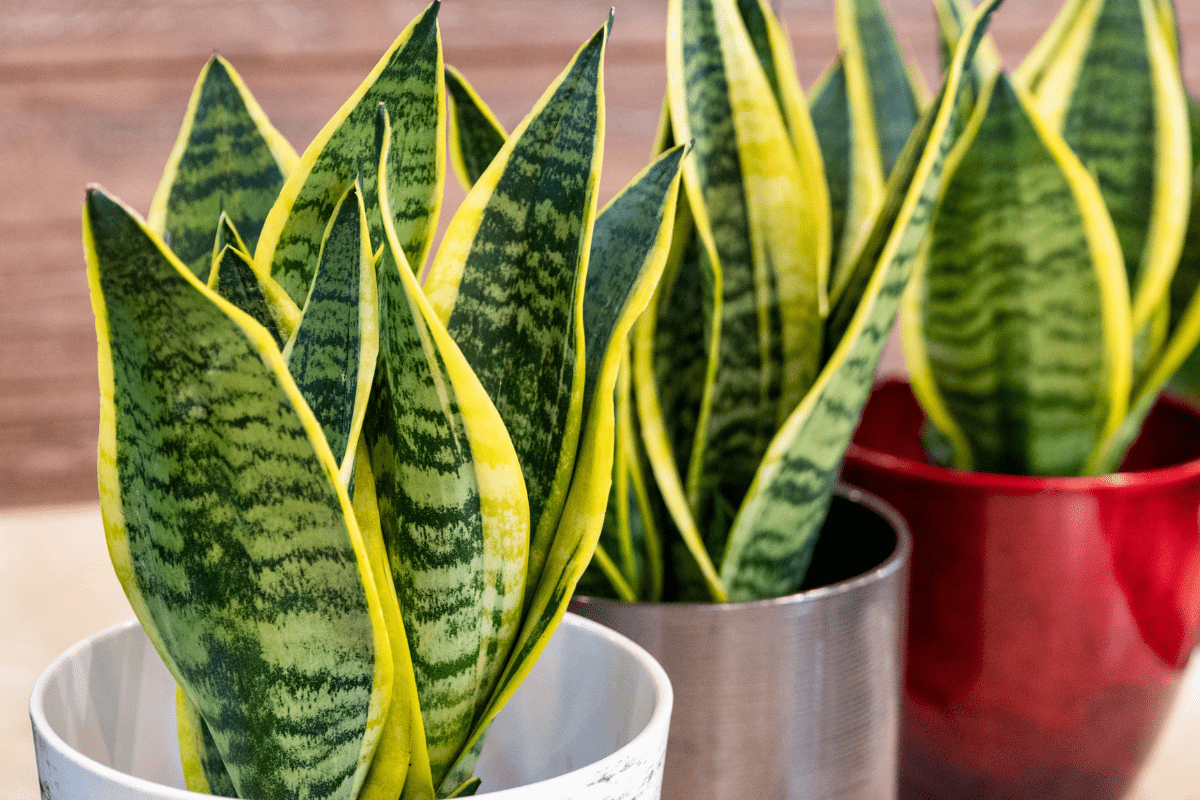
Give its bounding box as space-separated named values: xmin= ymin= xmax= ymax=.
xmin=569 ymin=487 xmax=910 ymax=800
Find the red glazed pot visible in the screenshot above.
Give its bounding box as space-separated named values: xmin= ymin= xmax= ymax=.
xmin=841 ymin=379 xmax=1200 ymax=800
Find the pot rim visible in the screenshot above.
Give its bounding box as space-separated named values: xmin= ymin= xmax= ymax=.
xmin=30 ymin=613 xmax=673 ymax=799
xmin=571 ymin=484 xmax=911 ymax=612
xmin=846 ymin=379 xmax=1200 ymax=492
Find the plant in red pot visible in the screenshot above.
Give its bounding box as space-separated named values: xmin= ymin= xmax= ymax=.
xmin=842 ymin=1 xmax=1200 ymax=798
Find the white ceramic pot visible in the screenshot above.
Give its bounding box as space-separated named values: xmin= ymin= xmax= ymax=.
xmin=31 ymin=613 xmax=672 ymax=800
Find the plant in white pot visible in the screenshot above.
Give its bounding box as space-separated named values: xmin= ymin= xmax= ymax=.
xmin=557 ymin=0 xmax=1004 ymax=797
xmin=33 ymin=5 xmax=685 ymax=799
xmin=841 ymin=0 xmax=1200 ymax=798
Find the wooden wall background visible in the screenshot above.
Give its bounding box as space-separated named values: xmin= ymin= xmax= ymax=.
xmin=2 ymin=0 xmax=1198 ymax=509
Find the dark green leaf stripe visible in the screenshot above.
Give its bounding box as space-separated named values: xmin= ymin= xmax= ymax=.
xmin=445 ymin=65 xmax=507 ymax=190
xmin=210 ymin=244 xmax=292 ymax=349
xmin=258 ymin=2 xmax=442 ymax=303
xmin=176 ymin=687 xmax=238 ymax=798
xmin=1166 ymin=97 xmax=1200 ymax=396
xmin=719 ymin=0 xmax=1004 ymax=600
xmin=284 ymin=182 xmax=378 ymax=476
xmin=149 ymin=55 xmax=296 ymax=283
xmin=425 ymin=20 xmax=607 ymax=599
xmin=736 ymin=0 xmax=783 ymax=118
xmin=85 ymin=187 xmax=390 ymax=800
xmin=367 ymin=239 xmax=485 ymax=789
xmin=917 ymin=75 xmax=1121 ymax=476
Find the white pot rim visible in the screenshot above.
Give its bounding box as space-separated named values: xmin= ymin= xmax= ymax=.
xmin=31 ymin=612 xmax=673 ymax=799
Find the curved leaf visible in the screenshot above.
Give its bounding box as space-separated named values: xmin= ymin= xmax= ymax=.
xmin=718 ymin=0 xmax=1006 ymax=600
xmin=209 ymin=242 xmax=299 ymax=349
xmin=176 ymin=688 xmax=237 ymax=797
xmin=148 ymin=55 xmax=297 ymax=282
xmin=447 ymin=132 xmax=686 ymax=784
xmin=283 ymin=180 xmax=379 ymax=482
xmin=257 ymin=2 xmax=443 ymax=302
xmin=667 ymin=0 xmax=826 ymax=560
xmin=423 ymin=19 xmax=607 ymax=600
xmin=372 ymin=107 xmax=529 ymax=791
xmin=445 ymin=65 xmax=508 ymax=190
xmin=1029 ymin=0 xmax=1189 ymax=338
xmin=85 ymin=186 xmax=392 ymax=800
xmin=902 ymin=74 xmax=1131 ymax=476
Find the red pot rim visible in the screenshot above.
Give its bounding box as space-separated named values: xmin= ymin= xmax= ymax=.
xmin=845 ymin=380 xmax=1200 ymax=493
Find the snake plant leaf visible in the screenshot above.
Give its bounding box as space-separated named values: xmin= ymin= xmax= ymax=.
xmin=1166 ymin=98 xmax=1200 ymax=399
xmin=667 ymin=0 xmax=828 ymax=562
xmin=85 ymin=186 xmax=393 ymax=800
xmin=176 ymin=688 xmax=237 ymax=797
xmin=209 ymin=243 xmax=300 ymax=349
xmin=257 ymin=2 xmax=443 ymax=303
xmin=349 ymin=443 xmax=431 ymax=800
xmin=1023 ymin=0 xmax=1189 ymax=339
xmin=423 ymin=18 xmax=607 ymax=599
xmin=372 ymin=106 xmax=529 ymax=791
xmin=445 ymin=65 xmax=508 ymax=190
xmin=631 ymin=193 xmax=728 ymax=601
xmin=446 ymin=127 xmax=686 ymax=786
xmin=283 ymin=180 xmax=379 ymax=484
xmin=829 ymin=0 xmax=925 ymax=301
xmin=718 ymin=0 xmax=1005 ymax=600
xmin=901 ymin=73 xmax=1132 ymax=477
xmin=148 ymin=54 xmax=298 ymax=283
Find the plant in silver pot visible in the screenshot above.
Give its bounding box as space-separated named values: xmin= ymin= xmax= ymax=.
xmin=54 ymin=5 xmax=685 ymax=799
xmin=559 ymin=0 xmax=1005 ymax=797
xmin=841 ymin=0 xmax=1200 ymax=798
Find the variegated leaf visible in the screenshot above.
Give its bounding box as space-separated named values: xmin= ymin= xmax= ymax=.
xmin=85 ymin=186 xmax=392 ymax=800
xmin=667 ymin=0 xmax=826 ymax=562
xmin=423 ymin=19 xmax=607 ymax=599
xmin=372 ymin=106 xmax=529 ymax=792
xmin=1024 ymin=0 xmax=1189 ymax=338
xmin=283 ymin=180 xmax=379 ymax=482
xmin=176 ymin=688 xmax=237 ymax=798
xmin=718 ymin=0 xmax=1006 ymax=600
xmin=209 ymin=243 xmax=299 ymax=349
xmin=444 ymin=127 xmax=686 ymax=787
xmin=258 ymin=2 xmax=443 ymax=303
xmin=148 ymin=55 xmax=297 ymax=282
xmin=445 ymin=65 xmax=507 ymax=190
xmin=902 ymin=73 xmax=1131 ymax=477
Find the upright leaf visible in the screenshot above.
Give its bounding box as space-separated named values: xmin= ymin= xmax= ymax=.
xmin=423 ymin=20 xmax=607 ymax=599
xmin=148 ymin=55 xmax=297 ymax=282
xmin=445 ymin=135 xmax=687 ymax=788
xmin=85 ymin=186 xmax=392 ymax=800
xmin=209 ymin=243 xmax=299 ymax=349
xmin=257 ymin=2 xmax=443 ymax=302
xmin=667 ymin=0 xmax=827 ymax=561
xmin=718 ymin=0 xmax=1006 ymax=600
xmin=445 ymin=65 xmax=508 ymax=190
xmin=284 ymin=181 xmax=379 ymax=482
xmin=371 ymin=107 xmax=528 ymax=791
xmin=1024 ymin=0 xmax=1189 ymax=338
xmin=901 ymin=74 xmax=1131 ymax=476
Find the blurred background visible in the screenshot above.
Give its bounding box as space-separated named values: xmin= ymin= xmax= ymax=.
xmin=2 ymin=1 xmax=1198 ymax=798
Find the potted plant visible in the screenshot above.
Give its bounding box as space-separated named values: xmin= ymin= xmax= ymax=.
xmin=557 ymin=0 xmax=1006 ymax=797
xmin=841 ymin=0 xmax=1200 ymax=798
xmin=34 ymin=4 xmax=685 ymax=798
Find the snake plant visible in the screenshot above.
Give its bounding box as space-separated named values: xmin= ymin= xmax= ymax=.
xmin=575 ymin=0 xmax=1002 ymax=603
xmin=903 ymin=0 xmax=1195 ymax=477
xmin=83 ymin=5 xmax=684 ymax=799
